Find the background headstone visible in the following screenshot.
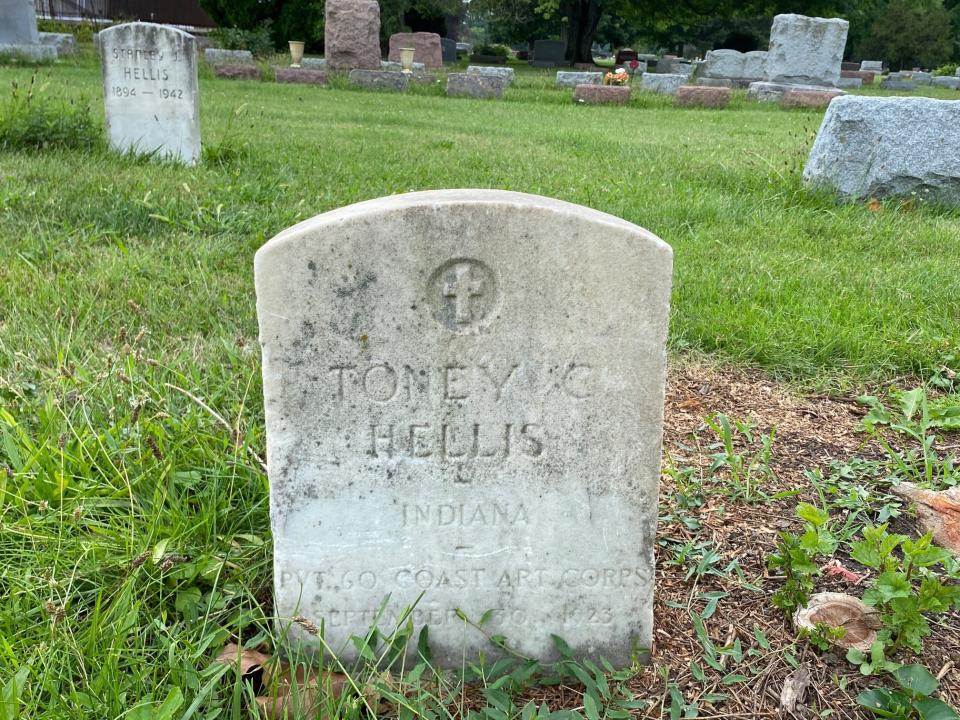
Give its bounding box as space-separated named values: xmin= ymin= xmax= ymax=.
xmin=38 ymin=32 xmax=75 ymax=55
xmin=447 ymin=73 xmax=506 ymax=98
xmin=764 ymin=13 xmax=849 ymax=86
xmin=0 ymin=0 xmax=39 ymax=45
xmin=531 ymin=39 xmax=565 ymax=67
xmin=804 ymin=97 xmax=960 ymax=206
xmin=388 ymin=32 xmax=443 ymax=68
xmin=466 ymin=65 xmax=514 ymax=83
xmin=99 ymin=23 xmax=200 ymax=164
xmin=256 ymin=190 xmax=672 ymax=666
xmin=556 ymin=70 xmax=602 ymax=88
xmin=325 ymin=0 xmax=381 ymax=72
xmin=204 ymin=48 xmax=252 ymax=65
xmin=640 ymin=72 xmax=687 ymax=95
xmin=349 ymin=68 xmax=409 ymax=91
xmin=440 ymin=37 xmax=457 ymax=64
xmin=860 ymin=60 xmax=882 ymax=72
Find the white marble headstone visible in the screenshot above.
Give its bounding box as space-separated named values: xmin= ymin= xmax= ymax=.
xmin=99 ymin=23 xmax=200 ymax=164
xmin=256 ymin=190 xmax=672 ymax=666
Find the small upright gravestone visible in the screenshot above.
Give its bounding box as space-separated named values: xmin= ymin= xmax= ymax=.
xmin=256 ymin=190 xmax=672 ymax=666
xmin=99 ymin=23 xmax=200 ymax=165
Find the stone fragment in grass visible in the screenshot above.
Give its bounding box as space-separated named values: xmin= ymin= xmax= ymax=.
xmin=573 ymin=84 xmax=630 ymax=104
xmin=804 ymin=96 xmax=960 ymax=206
xmin=674 ymin=85 xmax=731 ymax=108
xmin=255 ymin=189 xmax=672 ymax=666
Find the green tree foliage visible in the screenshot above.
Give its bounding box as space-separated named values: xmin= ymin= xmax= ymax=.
xmin=200 ymin=0 xmax=463 ymax=53
xmin=856 ymin=0 xmax=953 ymax=69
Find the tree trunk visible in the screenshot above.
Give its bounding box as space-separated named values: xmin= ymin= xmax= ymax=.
xmin=563 ymin=0 xmax=602 ymax=64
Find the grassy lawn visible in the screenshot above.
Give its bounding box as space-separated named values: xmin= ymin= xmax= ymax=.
xmin=1 ymin=48 xmax=959 ymax=718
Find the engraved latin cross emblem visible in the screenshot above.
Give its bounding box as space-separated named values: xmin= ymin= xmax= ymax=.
xmin=442 ymin=263 xmax=486 ymax=325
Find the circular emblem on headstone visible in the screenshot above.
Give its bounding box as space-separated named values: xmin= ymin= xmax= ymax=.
xmin=428 ymin=259 xmax=499 ymax=333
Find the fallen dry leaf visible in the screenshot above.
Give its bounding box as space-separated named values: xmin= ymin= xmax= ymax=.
xmin=214 ymin=643 xmax=272 ymax=678
xmin=890 ymin=483 xmax=960 ymax=553
xmin=867 ymin=198 xmax=882 ymax=212
xmin=780 ymin=666 xmax=812 ymax=715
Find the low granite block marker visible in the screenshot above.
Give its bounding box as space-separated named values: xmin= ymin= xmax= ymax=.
xmin=860 ymin=60 xmax=882 ymax=72
xmin=213 ymin=64 xmax=260 ymax=80
xmin=781 ymin=89 xmax=841 ymax=108
xmin=256 ymin=189 xmax=672 ymax=665
xmin=556 ymin=71 xmax=602 ymax=88
xmin=640 ymin=72 xmax=686 ymax=95
xmin=38 ymin=32 xmax=75 ymax=55
xmin=466 ymin=65 xmax=514 ymax=83
xmin=573 ymin=84 xmax=630 ymax=104
xmin=447 ymin=73 xmax=506 ymax=98
xmin=804 ymin=97 xmax=960 ymax=205
xmin=674 ymin=85 xmax=730 ymax=108
xmin=204 ymin=48 xmax=252 ymax=65
xmin=100 ymin=22 xmax=200 ymax=164
xmin=275 ymin=67 xmax=327 ymax=85
xmin=349 ymin=69 xmax=409 ymax=91
xmin=748 ymin=81 xmax=845 ymax=102
xmin=931 ymin=77 xmax=960 ymax=90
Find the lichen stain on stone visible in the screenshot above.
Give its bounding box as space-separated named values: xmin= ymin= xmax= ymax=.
xmin=334 ymin=270 xmax=377 ymax=298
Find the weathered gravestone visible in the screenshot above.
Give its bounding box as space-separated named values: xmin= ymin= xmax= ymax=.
xmin=325 ymin=0 xmax=381 ymax=72
xmin=256 ymin=190 xmax=672 ymax=665
xmin=531 ymin=39 xmax=565 ymax=67
xmin=99 ymin=23 xmax=200 ymax=164
xmin=804 ymin=97 xmax=960 ymax=206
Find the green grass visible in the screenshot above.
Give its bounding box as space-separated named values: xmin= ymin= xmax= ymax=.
xmin=2 ymin=47 xmax=960 ymax=718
